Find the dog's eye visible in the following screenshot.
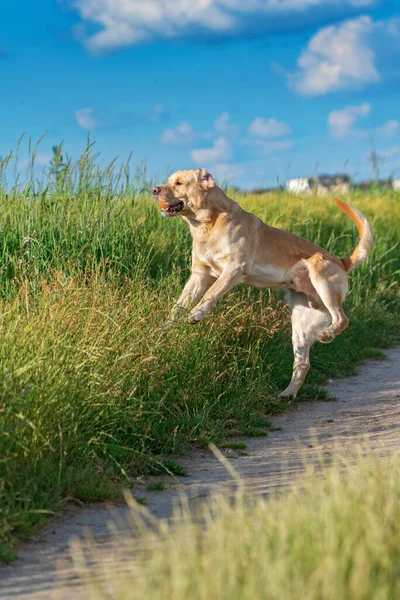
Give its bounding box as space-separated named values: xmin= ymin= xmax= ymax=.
xmin=175 ymin=181 xmax=182 ymax=186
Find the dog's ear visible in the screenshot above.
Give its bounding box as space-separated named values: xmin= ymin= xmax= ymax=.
xmin=196 ymin=169 xmax=216 ymax=190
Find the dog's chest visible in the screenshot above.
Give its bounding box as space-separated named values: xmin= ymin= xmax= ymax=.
xmin=194 ymin=236 xmax=230 ymax=277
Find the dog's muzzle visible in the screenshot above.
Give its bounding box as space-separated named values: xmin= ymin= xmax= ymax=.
xmin=152 ymin=187 xmax=184 ymax=216
xmin=159 ymin=201 xmax=184 ymax=216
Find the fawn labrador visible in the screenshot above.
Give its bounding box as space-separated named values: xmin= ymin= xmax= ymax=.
xmin=152 ymin=169 xmax=373 ymax=398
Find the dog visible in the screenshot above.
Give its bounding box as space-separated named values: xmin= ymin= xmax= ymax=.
xmin=152 ymin=169 xmax=374 ymax=399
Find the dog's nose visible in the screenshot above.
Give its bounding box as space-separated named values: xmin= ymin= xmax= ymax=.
xmin=152 ymin=186 xmax=161 ymax=195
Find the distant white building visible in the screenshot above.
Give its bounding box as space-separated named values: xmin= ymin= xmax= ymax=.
xmin=286 ymin=174 xmax=351 ymax=195
xmin=286 ymin=178 xmax=311 ymax=195
xmin=392 ymin=178 xmax=400 ymax=191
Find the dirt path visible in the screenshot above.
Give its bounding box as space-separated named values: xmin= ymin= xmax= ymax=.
xmin=1 ymin=347 xmax=400 ymax=600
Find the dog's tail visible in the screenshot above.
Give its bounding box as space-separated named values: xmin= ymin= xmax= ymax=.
xmin=334 ymin=199 xmax=374 ymax=273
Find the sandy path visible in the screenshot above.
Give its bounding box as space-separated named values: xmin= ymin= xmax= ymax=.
xmin=1 ymin=347 xmax=399 ymax=600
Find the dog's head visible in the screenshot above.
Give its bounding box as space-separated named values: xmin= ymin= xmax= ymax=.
xmin=152 ymin=169 xmax=216 ymax=218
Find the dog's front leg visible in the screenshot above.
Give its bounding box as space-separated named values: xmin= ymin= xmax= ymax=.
xmin=166 ymin=270 xmax=216 ymax=324
xmin=188 ymin=267 xmax=244 ymax=324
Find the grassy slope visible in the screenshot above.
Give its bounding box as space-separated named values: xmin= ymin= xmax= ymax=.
xmin=76 ymin=450 xmax=400 ymax=600
xmin=0 ymin=161 xmax=399 ymax=560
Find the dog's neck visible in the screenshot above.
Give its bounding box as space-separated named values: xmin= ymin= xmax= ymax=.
xmin=183 ymin=186 xmax=238 ymax=230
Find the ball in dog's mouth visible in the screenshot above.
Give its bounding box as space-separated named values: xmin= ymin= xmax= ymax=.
xmin=159 ymin=201 xmax=184 ymax=216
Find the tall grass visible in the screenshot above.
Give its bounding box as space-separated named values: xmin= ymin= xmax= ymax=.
xmin=74 ymin=449 xmax=400 ymax=600
xmin=0 ymin=142 xmax=399 ymax=561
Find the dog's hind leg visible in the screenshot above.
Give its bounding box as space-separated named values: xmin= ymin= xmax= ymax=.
xmin=279 ymin=291 xmax=331 ymax=400
xmin=305 ymin=255 xmax=349 ymax=344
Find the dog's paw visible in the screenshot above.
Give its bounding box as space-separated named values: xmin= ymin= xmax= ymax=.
xmin=187 ymin=312 xmax=202 ymax=325
xmin=317 ymin=329 xmax=335 ymax=344
xmin=278 ymin=390 xmax=296 ymax=401
xmin=152 ymin=319 xmax=175 ymax=335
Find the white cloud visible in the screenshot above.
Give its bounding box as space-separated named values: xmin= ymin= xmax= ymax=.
xmin=214 ymin=112 xmax=239 ymax=137
xmin=290 ymin=16 xmax=379 ymax=95
xmin=75 ymin=108 xmax=99 ymax=130
xmin=160 ymin=122 xmax=196 ymax=145
xmin=376 ymin=120 xmax=400 ymax=138
xmin=328 ymin=103 xmax=371 ymax=139
xmin=160 ymin=114 xmax=236 ymax=158
xmin=379 ymin=146 xmax=400 ymax=159
xmin=150 ymin=104 xmax=166 ymax=123
xmin=191 ymin=137 xmax=231 ymax=165
xmin=348 ymin=0 xmax=374 ymax=5
xmin=290 ymin=16 xmax=400 ymax=96
xmin=70 ymin=0 xmax=234 ymax=52
xmin=18 ymin=154 xmax=53 ymax=170
xmin=329 ymin=103 xmax=400 ymax=139
xmin=159 ymin=115 xmax=237 ymax=164
xmin=209 ymin=163 xmax=244 ymax=184
xmin=249 ymin=117 xmax=292 ymax=138
xmin=65 ymin=0 xmax=378 ymax=52
xmin=244 ymin=116 xmax=293 ymax=154
xmin=34 ymin=154 xmax=53 ymax=167
xmin=160 ymin=119 xmax=216 ymax=145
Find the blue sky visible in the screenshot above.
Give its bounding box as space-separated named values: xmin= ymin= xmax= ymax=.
xmin=1 ymin=0 xmax=400 ymax=188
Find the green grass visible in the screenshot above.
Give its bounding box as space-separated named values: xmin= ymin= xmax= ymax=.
xmin=0 ymin=143 xmax=399 ymax=561
xmin=220 ymin=442 xmax=248 ymax=450
xmin=74 ymin=449 xmax=400 ymax=600
xmin=144 ymin=460 xmax=187 ymax=478
xmin=147 ymin=482 xmax=167 ymax=492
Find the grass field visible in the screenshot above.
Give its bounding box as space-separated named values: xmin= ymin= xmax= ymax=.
xmin=75 ymin=449 xmax=400 ymax=600
xmin=0 ymin=145 xmax=399 ymax=561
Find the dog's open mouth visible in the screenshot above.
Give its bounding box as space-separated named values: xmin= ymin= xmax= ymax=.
xmin=159 ymin=201 xmax=184 ymax=216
